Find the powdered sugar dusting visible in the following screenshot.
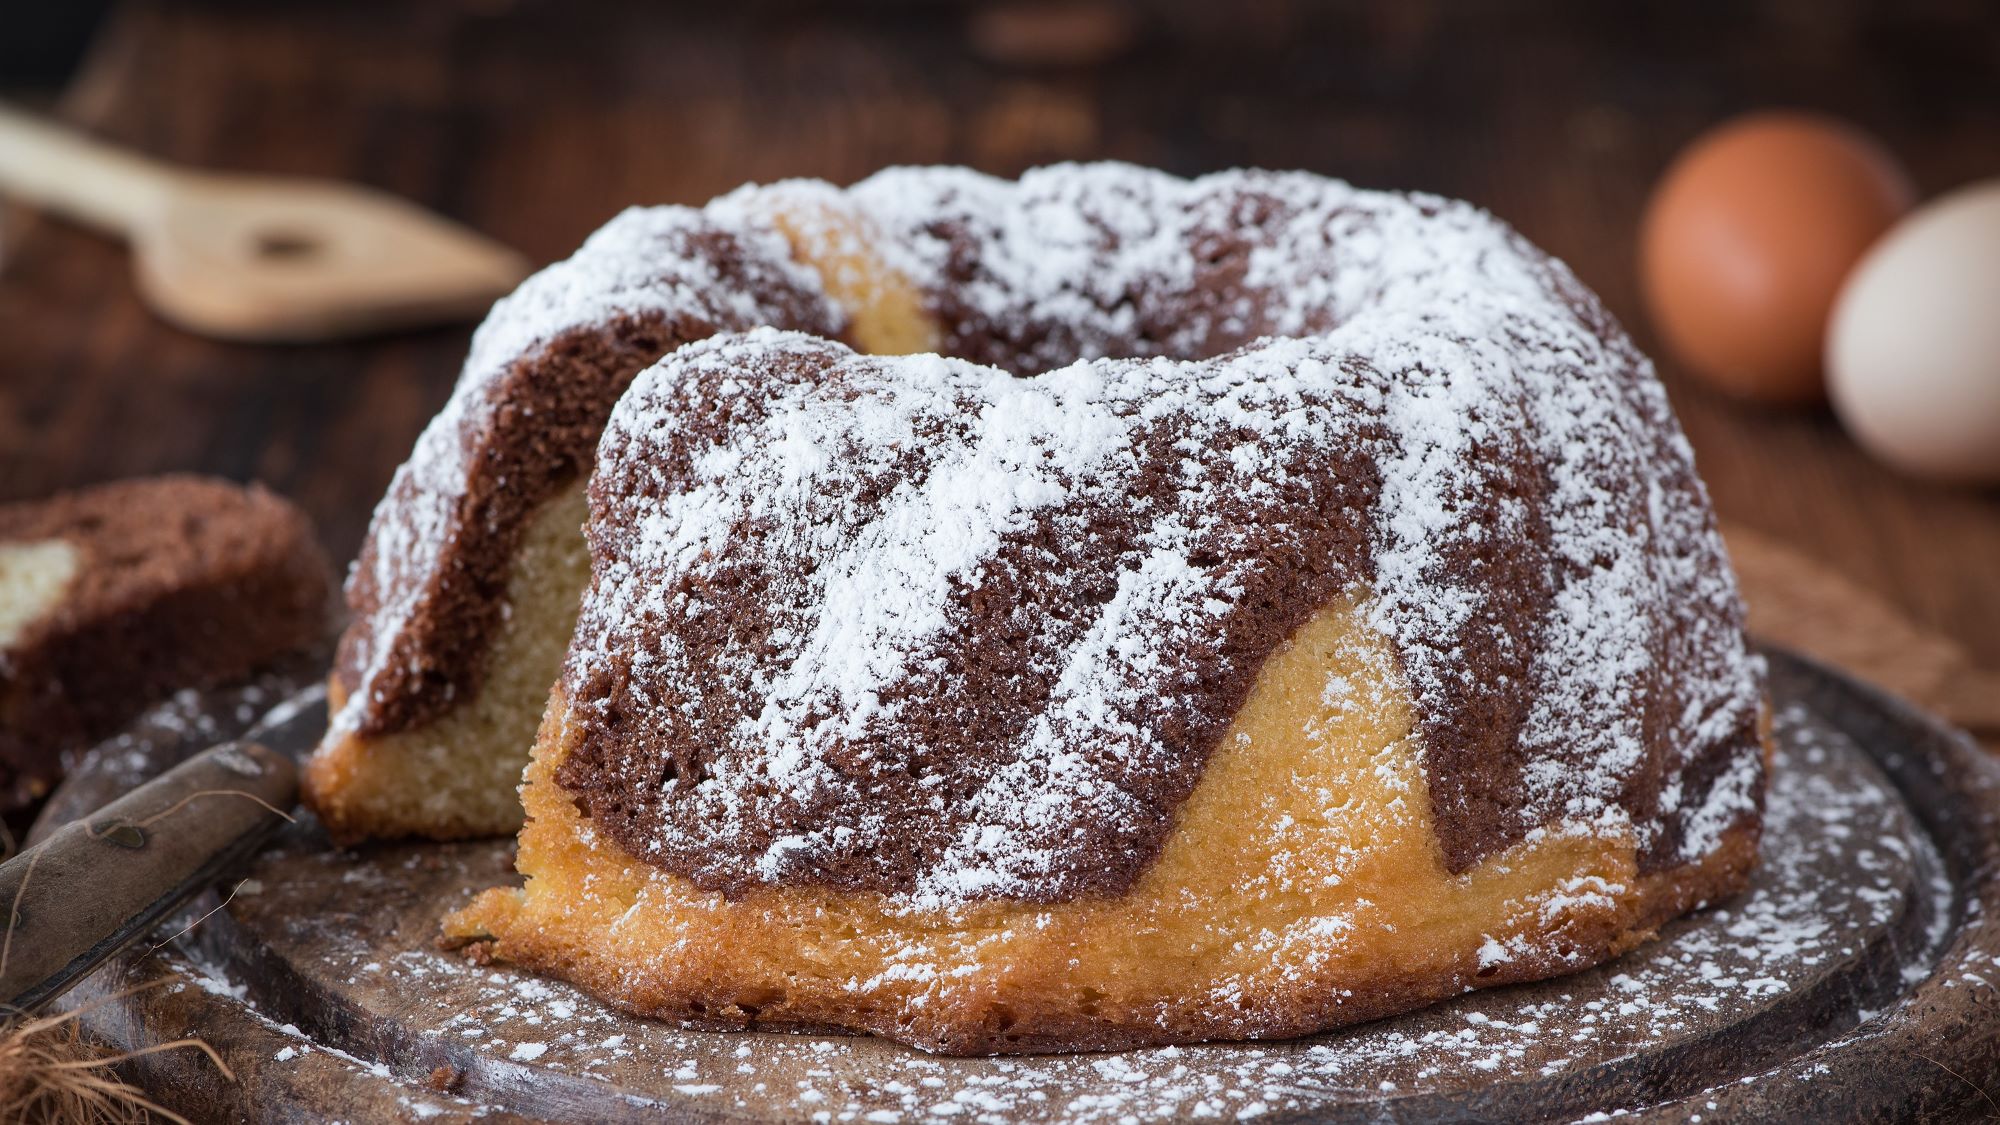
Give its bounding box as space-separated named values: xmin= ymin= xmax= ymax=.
xmin=567 ymin=164 xmax=1763 ymax=904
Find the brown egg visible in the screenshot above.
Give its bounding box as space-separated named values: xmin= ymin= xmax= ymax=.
xmin=1639 ymin=112 xmax=1913 ymax=404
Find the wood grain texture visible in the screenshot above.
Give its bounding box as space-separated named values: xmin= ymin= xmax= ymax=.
xmin=1724 ymin=522 xmax=2000 ymax=742
xmin=0 ymin=1 xmax=1994 ymax=684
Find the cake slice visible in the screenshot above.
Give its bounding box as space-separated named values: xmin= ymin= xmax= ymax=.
xmin=0 ymin=475 xmax=333 ymax=807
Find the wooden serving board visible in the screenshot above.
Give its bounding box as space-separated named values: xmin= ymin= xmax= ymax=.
xmin=32 ymin=649 xmax=2000 ymax=1124
xmin=26 ymin=529 xmax=2000 ymax=1121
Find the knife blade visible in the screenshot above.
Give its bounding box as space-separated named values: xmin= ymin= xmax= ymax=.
xmin=0 ymin=684 xmax=325 ymax=1013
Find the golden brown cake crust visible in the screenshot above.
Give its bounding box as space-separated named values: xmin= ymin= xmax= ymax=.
xmin=448 ymin=601 xmax=1763 ymax=1056
xmin=453 ymin=831 xmax=1756 ymax=1055
xmin=0 ymin=475 xmax=332 ymax=805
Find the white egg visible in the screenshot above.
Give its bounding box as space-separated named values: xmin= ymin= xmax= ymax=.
xmin=1827 ymin=181 xmax=2000 ymax=484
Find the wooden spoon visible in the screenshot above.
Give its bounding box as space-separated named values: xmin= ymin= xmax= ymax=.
xmin=0 ymin=104 xmax=529 ymax=342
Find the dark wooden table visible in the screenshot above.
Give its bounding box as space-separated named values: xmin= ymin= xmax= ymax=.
xmin=3 ymin=0 xmax=1997 ymax=673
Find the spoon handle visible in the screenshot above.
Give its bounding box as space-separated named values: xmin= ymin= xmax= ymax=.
xmin=0 ymin=103 xmax=179 ymax=236
xmin=0 ymin=741 xmax=297 ymax=1014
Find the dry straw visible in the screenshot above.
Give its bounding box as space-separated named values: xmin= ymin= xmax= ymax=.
xmin=0 ymin=981 xmax=233 ymax=1124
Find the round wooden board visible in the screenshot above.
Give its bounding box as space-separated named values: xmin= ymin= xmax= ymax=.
xmin=40 ymin=649 xmax=2000 ymax=1123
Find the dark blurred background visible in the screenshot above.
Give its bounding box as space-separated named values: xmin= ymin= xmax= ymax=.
xmin=0 ymin=4 xmax=110 ymax=91
xmin=2 ymin=0 xmax=1997 ymax=674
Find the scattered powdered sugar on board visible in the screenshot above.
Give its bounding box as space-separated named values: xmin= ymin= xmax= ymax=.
xmin=27 ymin=664 xmax=318 ymax=836
xmin=58 ymin=678 xmax=278 ymax=781
xmin=139 ymin=948 xmax=502 ymax=1119
xmin=187 ymin=700 xmax=1950 ymax=1123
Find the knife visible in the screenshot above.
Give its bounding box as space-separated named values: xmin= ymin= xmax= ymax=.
xmin=0 ymin=684 xmax=325 ymax=1013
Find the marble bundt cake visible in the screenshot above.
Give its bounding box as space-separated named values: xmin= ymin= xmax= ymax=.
xmin=427 ymin=166 xmax=1768 ymax=1054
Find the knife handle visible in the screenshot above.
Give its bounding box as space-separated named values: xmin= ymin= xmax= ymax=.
xmin=0 ymin=741 xmax=297 ymax=1013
